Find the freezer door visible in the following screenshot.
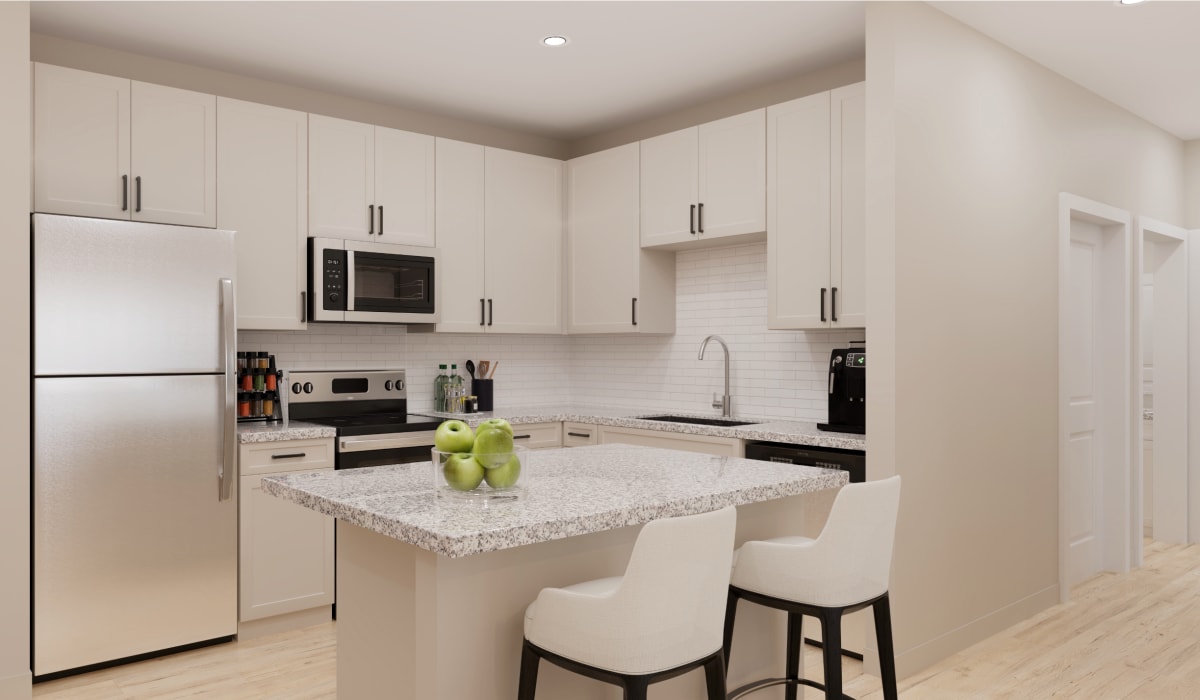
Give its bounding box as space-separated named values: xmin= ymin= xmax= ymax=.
xmin=33 ymin=213 xmax=235 ymax=375
xmin=34 ymin=375 xmax=236 ymax=676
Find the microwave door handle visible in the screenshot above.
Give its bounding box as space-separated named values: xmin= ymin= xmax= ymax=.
xmin=346 ymin=250 xmax=355 ymax=312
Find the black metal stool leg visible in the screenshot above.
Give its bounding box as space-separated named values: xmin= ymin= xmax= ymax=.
xmin=702 ymin=652 xmax=727 ymax=700
xmin=785 ymin=611 xmax=803 ymax=700
xmin=723 ymin=588 xmax=739 ymax=672
xmin=517 ymin=640 xmax=540 ymax=700
xmin=873 ymin=594 xmax=898 ymax=700
xmin=622 ymin=676 xmax=649 ymax=700
xmin=819 ymin=608 xmax=843 ymax=700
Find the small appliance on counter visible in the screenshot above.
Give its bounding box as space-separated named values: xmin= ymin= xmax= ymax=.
xmin=817 ymin=342 xmax=865 ymax=434
xmin=237 ymin=351 xmax=283 ymax=422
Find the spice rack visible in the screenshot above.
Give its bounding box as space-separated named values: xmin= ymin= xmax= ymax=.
xmin=237 ymin=351 xmax=283 ymax=422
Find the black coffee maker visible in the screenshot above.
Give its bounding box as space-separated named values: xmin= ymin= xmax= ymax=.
xmin=817 ymin=342 xmax=865 ymax=434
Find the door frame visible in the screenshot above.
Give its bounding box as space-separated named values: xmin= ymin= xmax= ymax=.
xmin=1058 ymin=193 xmax=1133 ymax=603
xmin=1135 ymin=218 xmax=1188 ymax=552
xmin=1190 ymin=229 xmax=1200 ymax=545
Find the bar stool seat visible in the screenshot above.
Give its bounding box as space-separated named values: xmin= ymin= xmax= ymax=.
xmin=723 ymin=476 xmax=901 ymax=700
xmin=519 ymin=506 xmax=737 ymax=700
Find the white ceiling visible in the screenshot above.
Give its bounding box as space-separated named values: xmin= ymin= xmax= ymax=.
xmin=28 ymin=1 xmax=1200 ymax=143
xmin=29 ymin=1 xmax=866 ymax=142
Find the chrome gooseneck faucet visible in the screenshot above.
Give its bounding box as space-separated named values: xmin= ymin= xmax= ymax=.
xmin=697 ymin=335 xmax=732 ymax=418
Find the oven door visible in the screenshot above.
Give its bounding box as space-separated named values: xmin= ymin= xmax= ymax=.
xmin=336 ymin=431 xmax=437 ymax=470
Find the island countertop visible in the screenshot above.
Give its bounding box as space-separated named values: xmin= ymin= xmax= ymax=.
xmin=262 ymin=443 xmax=848 ymax=558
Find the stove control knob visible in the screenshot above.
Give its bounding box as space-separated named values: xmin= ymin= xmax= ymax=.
xmin=303 ymin=382 xmax=314 ymax=394
xmin=384 ymin=380 xmax=393 ymax=391
xmin=329 ymin=292 xmax=339 ymax=302
xmin=396 ymin=380 xmax=404 ymax=391
xmin=291 ymin=382 xmax=302 ymax=394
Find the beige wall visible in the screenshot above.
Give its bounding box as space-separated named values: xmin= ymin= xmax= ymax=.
xmin=1186 ymin=140 xmax=1200 ymax=229
xmin=567 ymin=58 xmax=864 ymax=159
xmin=1 ymin=5 xmax=31 ymax=697
xmin=865 ymin=2 xmax=1184 ymax=677
xmin=31 ymin=33 xmax=568 ymax=160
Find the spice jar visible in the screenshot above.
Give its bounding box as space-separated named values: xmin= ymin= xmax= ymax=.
xmin=266 ymin=371 xmax=277 ymax=392
xmin=241 ymin=372 xmax=253 ymax=392
xmin=256 ymin=351 xmax=270 ymax=370
xmin=263 ymin=392 xmax=275 ymax=417
xmin=237 ymin=393 xmax=250 ymax=417
xmin=253 ymin=369 xmax=266 ymax=392
xmin=250 ymin=392 xmax=264 ymax=417
xmin=237 ymin=351 xmax=248 ymax=372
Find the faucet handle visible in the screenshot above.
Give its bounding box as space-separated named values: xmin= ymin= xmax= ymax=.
xmin=712 ymin=393 xmax=724 ymax=411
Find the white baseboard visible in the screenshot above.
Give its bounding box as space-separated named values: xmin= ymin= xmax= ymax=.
xmin=0 ymin=669 xmax=32 ymax=700
xmin=237 ymin=606 xmax=333 ymax=641
xmin=892 ymin=583 xmax=1060 ymax=680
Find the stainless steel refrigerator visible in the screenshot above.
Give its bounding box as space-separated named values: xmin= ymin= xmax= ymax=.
xmin=32 ymin=213 xmax=237 ymax=678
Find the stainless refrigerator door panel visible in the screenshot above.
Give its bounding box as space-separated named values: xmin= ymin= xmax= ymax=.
xmin=34 ymin=375 xmax=236 ymax=675
xmin=33 ymin=214 xmax=235 ymax=376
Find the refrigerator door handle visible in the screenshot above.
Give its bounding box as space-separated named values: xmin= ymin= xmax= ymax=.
xmin=220 ymin=278 xmax=235 ymax=501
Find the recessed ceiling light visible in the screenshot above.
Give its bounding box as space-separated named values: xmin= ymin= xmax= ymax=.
xmin=542 ymin=36 xmax=568 ymax=47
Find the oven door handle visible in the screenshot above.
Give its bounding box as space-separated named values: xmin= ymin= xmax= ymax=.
xmin=339 ymin=432 xmax=437 ymax=453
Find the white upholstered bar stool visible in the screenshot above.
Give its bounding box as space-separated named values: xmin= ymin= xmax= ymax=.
xmin=519 ymin=506 xmax=737 ymax=700
xmin=723 ymin=476 xmax=901 ymax=700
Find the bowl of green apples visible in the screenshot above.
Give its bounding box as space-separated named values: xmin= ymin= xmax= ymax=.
xmin=432 ymin=418 xmax=526 ymax=502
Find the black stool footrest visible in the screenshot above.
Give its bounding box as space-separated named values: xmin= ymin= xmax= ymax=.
xmin=727 ymin=676 xmax=856 ymax=700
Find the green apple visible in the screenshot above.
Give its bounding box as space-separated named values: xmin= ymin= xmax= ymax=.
xmin=478 ymin=418 xmax=513 ymax=437
xmin=434 ymin=420 xmax=474 ymax=453
xmin=472 ymin=427 xmax=514 ymax=467
xmin=442 ymin=453 xmax=485 ymax=491
xmin=484 ymin=454 xmax=521 ymax=489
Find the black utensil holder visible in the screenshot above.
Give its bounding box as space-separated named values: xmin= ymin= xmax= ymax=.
xmin=473 ymin=378 xmax=494 ymax=412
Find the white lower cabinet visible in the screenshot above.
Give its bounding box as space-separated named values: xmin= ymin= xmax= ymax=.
xmin=238 ymin=439 xmax=335 ymax=623
xmin=512 ymin=422 xmax=562 ymax=450
xmin=562 ymin=422 xmax=598 ymax=447
xmin=598 ymin=425 xmax=742 ymax=457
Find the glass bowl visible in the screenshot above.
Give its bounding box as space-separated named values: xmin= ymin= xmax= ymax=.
xmin=431 ymin=445 xmax=528 ymax=503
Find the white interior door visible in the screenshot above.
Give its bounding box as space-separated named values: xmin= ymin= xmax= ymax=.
xmin=1065 ymin=221 xmax=1104 ymax=586
xmin=1059 ymin=194 xmax=1131 ymax=598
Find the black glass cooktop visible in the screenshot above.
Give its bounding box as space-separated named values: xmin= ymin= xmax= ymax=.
xmin=303 ymin=413 xmax=442 ymax=437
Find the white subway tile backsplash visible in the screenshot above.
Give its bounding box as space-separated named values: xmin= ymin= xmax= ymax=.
xmin=239 ymin=241 xmax=858 ymax=422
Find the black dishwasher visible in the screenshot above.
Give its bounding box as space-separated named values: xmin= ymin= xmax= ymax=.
xmin=743 ymin=441 xmax=865 ymax=483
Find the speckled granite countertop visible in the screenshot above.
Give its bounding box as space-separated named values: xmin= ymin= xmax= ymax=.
xmin=262 ymin=443 xmax=848 ymax=558
xmin=238 ymin=420 xmax=336 ymax=444
xmin=416 ymin=405 xmax=866 ymax=451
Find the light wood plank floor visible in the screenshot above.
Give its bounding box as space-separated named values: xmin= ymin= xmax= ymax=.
xmin=33 ymin=540 xmax=1200 ymax=699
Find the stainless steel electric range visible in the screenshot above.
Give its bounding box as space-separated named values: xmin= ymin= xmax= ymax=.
xmin=285 ymin=370 xmax=442 ymax=470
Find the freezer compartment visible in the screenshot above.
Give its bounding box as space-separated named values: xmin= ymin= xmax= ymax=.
xmin=34 ymin=375 xmax=236 ymax=676
xmin=33 ymin=213 xmax=235 ymax=376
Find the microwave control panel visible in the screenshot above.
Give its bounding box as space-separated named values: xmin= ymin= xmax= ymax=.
xmin=323 ymin=249 xmax=347 ymax=311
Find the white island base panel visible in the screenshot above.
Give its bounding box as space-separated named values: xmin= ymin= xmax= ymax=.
xmin=336 ymin=490 xmax=835 ymax=700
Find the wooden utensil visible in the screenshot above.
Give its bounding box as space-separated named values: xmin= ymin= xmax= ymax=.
xmin=478 ymin=360 xmax=490 ymax=379
xmin=488 ymin=361 xmax=499 ymax=379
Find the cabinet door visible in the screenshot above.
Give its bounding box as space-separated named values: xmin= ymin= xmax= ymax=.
xmin=830 ymin=82 xmax=866 ymax=329
xmin=433 ymin=138 xmax=488 ymax=332
xmin=239 ymin=471 xmax=335 ymax=622
xmin=309 ymin=114 xmax=375 ymax=241
xmin=218 ymin=98 xmax=308 ymax=330
xmin=767 ymin=92 xmax=831 ymax=330
xmin=33 ymin=63 xmax=130 ymax=220
xmin=640 ymin=126 xmax=698 ymax=247
xmin=130 ymin=82 xmax=216 ymax=227
xmin=697 ymin=109 xmax=766 ymax=241
xmin=566 ymin=144 xmax=641 ymax=333
xmin=375 ymin=127 xmax=436 ymax=247
xmin=484 ymin=148 xmax=563 ymax=334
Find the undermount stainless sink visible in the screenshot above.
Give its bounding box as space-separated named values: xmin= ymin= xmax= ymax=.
xmin=638 ymin=415 xmax=760 ymax=428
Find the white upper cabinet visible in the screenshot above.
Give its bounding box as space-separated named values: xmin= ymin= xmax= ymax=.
xmin=430 ymin=140 xmax=562 ymax=334
xmin=33 ymin=63 xmax=215 ymax=227
xmin=309 ymin=114 xmax=435 ymax=246
xmin=566 ymin=143 xmax=674 ymax=334
xmin=640 ymin=109 xmax=765 ymax=248
xmin=217 ymin=98 xmax=308 ymax=331
xmin=484 ymin=147 xmax=563 ymax=333
xmin=767 ymin=82 xmax=865 ymax=330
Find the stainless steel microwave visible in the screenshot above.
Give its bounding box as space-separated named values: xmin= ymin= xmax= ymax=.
xmin=308 ymin=237 xmax=437 ymax=324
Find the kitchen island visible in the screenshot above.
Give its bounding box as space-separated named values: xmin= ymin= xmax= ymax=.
xmin=263 ymin=443 xmax=848 ymax=700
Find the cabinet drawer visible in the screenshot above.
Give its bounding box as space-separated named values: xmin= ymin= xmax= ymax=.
xmin=598 ymin=425 xmax=742 ymax=457
xmin=511 ymin=422 xmax=562 ymax=450
xmin=240 ymin=438 xmax=334 ymax=475
xmin=563 ymin=422 xmax=598 ymax=447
